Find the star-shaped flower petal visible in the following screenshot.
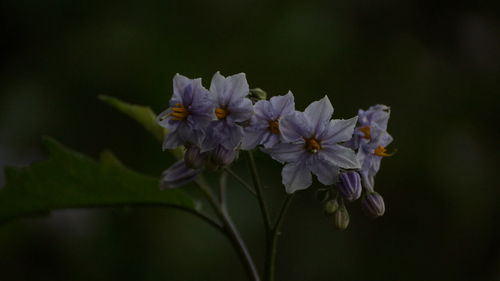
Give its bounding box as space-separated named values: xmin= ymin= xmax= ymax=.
xmin=356 ymin=127 xmax=393 ymax=191
xmin=157 ymin=74 xmax=214 ymax=149
xmin=348 ymin=104 xmax=390 ymax=150
xmin=241 ymin=92 xmax=295 ymax=150
xmin=263 ymin=96 xmax=360 ymax=193
xmin=202 ymin=72 xmax=254 ymax=151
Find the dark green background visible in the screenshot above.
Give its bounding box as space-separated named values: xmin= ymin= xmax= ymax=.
xmin=1 ymin=0 xmax=499 ymax=280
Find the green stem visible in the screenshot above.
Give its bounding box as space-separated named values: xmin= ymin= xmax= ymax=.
xmin=195 ymin=178 xmax=261 ymax=281
xmin=246 ymin=151 xmax=272 ymax=232
xmin=171 ymin=205 xmax=224 ymax=234
xmin=266 ymin=194 xmax=294 ymax=281
xmin=219 ymin=171 xmax=228 ymax=207
xmin=225 ymin=167 xmax=257 ymax=196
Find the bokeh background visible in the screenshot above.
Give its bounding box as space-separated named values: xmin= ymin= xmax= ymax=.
xmin=1 ymin=0 xmax=499 ymax=280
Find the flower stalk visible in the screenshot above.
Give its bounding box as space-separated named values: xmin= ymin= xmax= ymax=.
xmin=194 ymin=177 xmax=261 ymax=281
xmin=266 ymin=194 xmax=294 ymax=281
xmin=247 ymin=150 xmax=272 ymax=232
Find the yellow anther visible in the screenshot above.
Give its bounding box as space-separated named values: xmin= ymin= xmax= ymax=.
xmin=374 ymin=146 xmax=393 ymax=157
xmin=359 ymin=126 xmax=371 ymax=140
xmin=170 ymin=104 xmax=189 ymax=120
xmin=268 ymin=120 xmax=280 ymax=135
xmin=305 ymin=137 xmax=321 ymax=153
xmin=215 ymin=107 xmax=229 ymax=120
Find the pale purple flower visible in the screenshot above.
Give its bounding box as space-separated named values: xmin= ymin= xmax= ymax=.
xmin=356 ymin=128 xmax=393 ymax=191
xmin=157 ymin=74 xmax=214 ymax=149
xmin=349 ymin=104 xmax=390 ymax=150
xmin=160 ymin=160 xmax=202 ymax=189
xmin=242 ymin=92 xmax=295 ymax=150
xmin=358 ymin=104 xmax=390 ymax=130
xmin=202 ymin=72 xmax=254 ymax=151
xmin=263 ymin=96 xmax=360 ymax=193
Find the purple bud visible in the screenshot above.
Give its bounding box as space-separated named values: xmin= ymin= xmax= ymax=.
xmin=208 ymin=145 xmax=237 ymax=169
xmin=333 ymin=204 xmax=349 ymax=230
xmin=160 ymin=160 xmax=201 ymax=189
xmin=184 ymin=145 xmax=207 ymax=169
xmin=337 ymin=171 xmax=362 ymax=202
xmin=362 ymin=191 xmax=385 ymax=217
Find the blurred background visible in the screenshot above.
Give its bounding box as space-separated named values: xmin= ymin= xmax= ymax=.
xmin=1 ymin=0 xmax=499 ymax=280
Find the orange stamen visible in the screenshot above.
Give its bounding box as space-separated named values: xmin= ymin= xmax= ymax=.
xmin=359 ymin=126 xmax=371 ymax=139
xmin=268 ymin=120 xmax=280 ymax=134
xmin=374 ymin=146 xmax=393 ymax=157
xmin=170 ymin=104 xmax=189 ymax=120
xmin=305 ymin=137 xmax=321 ymax=153
xmin=215 ymin=107 xmax=229 ymax=120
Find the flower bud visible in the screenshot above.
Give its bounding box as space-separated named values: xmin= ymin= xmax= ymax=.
xmin=337 ymin=171 xmax=362 ymax=202
xmin=184 ymin=145 xmax=206 ymax=169
xmin=160 ymin=160 xmax=201 ymax=189
xmin=248 ymin=88 xmax=267 ymax=103
xmin=361 ymin=191 xmax=385 ymax=218
xmin=333 ymin=204 xmax=349 ymax=230
xmin=208 ymin=145 xmax=237 ymax=169
xmin=323 ymin=199 xmax=339 ymax=216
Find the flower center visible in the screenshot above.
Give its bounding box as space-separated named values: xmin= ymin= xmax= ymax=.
xmin=170 ymin=103 xmax=189 ymax=120
xmin=374 ymin=146 xmax=393 ymax=157
xmin=305 ymin=137 xmax=321 ymax=153
xmin=215 ymin=107 xmax=229 ymax=120
xmin=268 ymin=120 xmax=280 ymax=134
xmin=359 ymin=126 xmax=371 ymax=139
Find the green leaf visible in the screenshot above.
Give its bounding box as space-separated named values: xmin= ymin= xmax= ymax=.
xmin=0 ymin=137 xmax=198 ymax=224
xmin=99 ymin=95 xmax=184 ymax=160
xmin=98 ymin=95 xmax=165 ymax=142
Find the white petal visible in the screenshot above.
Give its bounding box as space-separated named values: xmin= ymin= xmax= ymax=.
xmin=320 ymin=116 xmax=358 ymax=144
xmin=241 ymin=130 xmax=266 ymax=150
xmin=280 ymin=112 xmax=312 ymax=142
xmin=209 ymin=71 xmax=227 ymax=105
xmin=262 ymin=143 xmax=307 ymax=163
xmin=307 ymin=156 xmax=339 ymax=186
xmin=320 ymin=144 xmax=360 ymax=169
xmin=226 ymin=73 xmax=250 ymax=103
xmin=269 ymin=91 xmax=295 ymax=119
xmin=173 ymin=74 xmax=192 ymax=100
xmin=304 ymin=95 xmax=333 ymax=135
xmin=282 ymin=162 xmax=312 ymax=193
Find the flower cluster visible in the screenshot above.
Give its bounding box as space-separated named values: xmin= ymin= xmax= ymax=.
xmin=157 ymin=72 xmax=253 ymax=188
xmin=157 ymin=72 xmax=394 ymax=229
xmin=323 ymin=105 xmax=393 ymax=228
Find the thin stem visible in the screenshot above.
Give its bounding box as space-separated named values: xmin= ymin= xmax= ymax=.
xmin=246 ymin=150 xmax=272 ymax=232
xmin=194 ymin=178 xmax=261 ymax=281
xmin=173 ymin=205 xmax=224 ymax=234
xmin=225 ymin=167 xmax=257 ymax=196
xmin=219 ymin=171 xmax=228 ymax=207
xmin=266 ymin=194 xmax=295 ymax=281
